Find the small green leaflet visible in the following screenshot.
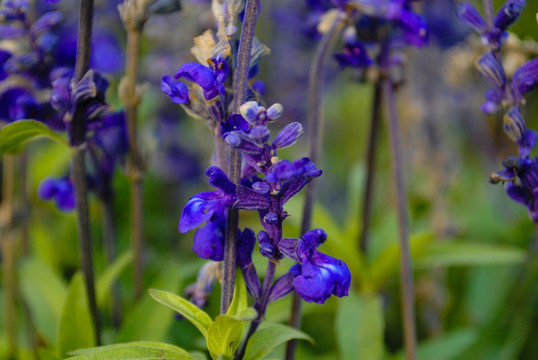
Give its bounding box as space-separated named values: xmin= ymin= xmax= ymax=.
xmin=66 ymin=341 xmax=194 ymax=359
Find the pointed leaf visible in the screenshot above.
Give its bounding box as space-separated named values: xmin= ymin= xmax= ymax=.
xmin=206 ymin=315 xmax=244 ymax=359
xmin=57 ymin=272 xmax=96 ymax=357
xmin=149 ymin=289 xmax=213 ymax=338
xmin=18 ymin=258 xmax=67 ymax=345
xmin=243 ymin=323 xmax=313 ymax=360
xmin=0 ymin=120 xmax=68 ymax=154
xmin=96 ymin=250 xmax=132 ymax=307
xmin=66 ymin=341 xmax=194 ymax=359
xmin=335 ymin=292 xmax=384 ymax=360
xmin=226 ymin=270 xmax=248 ymax=317
xmin=414 ymin=242 xmax=526 ymax=267
xmin=117 ymin=261 xmax=185 ymax=342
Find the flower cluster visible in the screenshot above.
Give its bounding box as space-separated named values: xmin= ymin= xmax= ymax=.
xmin=177 ymin=100 xmax=351 ymax=304
xmin=304 ymin=0 xmax=429 ymax=71
xmin=0 ymin=1 xmax=65 ymax=129
xmin=459 ymin=1 xmax=538 ymax=224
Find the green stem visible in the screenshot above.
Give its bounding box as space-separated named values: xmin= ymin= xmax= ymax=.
xmin=285 ymin=14 xmax=346 ymax=360
xmin=383 ymin=79 xmax=416 ymax=360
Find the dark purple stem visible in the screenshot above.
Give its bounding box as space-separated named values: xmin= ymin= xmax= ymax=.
xmin=383 ymin=79 xmax=416 ymax=360
xmin=71 ymin=0 xmax=100 ymax=345
xmin=222 ymin=0 xmax=260 ymax=314
xmin=285 ymin=14 xmax=346 ymax=360
xmin=235 ymin=260 xmax=277 ymax=360
xmin=359 ymin=79 xmax=383 ymax=253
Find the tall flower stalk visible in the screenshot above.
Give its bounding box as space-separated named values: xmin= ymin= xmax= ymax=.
xmin=285 ymin=13 xmax=346 ymax=360
xmin=359 ymin=79 xmax=382 ymax=252
xmin=384 ymin=79 xmax=417 ymax=360
xmin=222 ymin=0 xmax=260 ymax=313
xmin=70 ymin=0 xmax=100 ymax=345
xmin=118 ymin=0 xmax=149 ymax=302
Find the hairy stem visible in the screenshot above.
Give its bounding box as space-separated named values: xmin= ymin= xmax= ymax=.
xmin=71 ymin=0 xmax=100 ymax=345
xmin=383 ymin=80 xmax=416 ymax=360
xmin=235 ymin=260 xmax=277 ymax=360
xmin=285 ymin=14 xmax=346 ymax=360
xmin=1 ymin=156 xmax=17 ymax=359
xmin=102 ymin=195 xmax=122 ymax=328
xmin=124 ymin=28 xmax=145 ymax=301
xmin=222 ymin=0 xmax=260 ymax=314
xmin=359 ymin=80 xmax=383 ymax=253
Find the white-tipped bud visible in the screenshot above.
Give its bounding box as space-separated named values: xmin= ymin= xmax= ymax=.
xmin=240 ymin=101 xmax=260 ymax=123
xmin=266 ymin=103 xmax=284 ymax=120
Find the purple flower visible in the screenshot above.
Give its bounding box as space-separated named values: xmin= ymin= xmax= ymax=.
xmin=491 ymin=154 xmax=538 ymax=223
xmin=458 ymin=1 xmax=524 ymax=50
xmin=178 ymin=166 xmax=236 ymax=233
xmin=0 ymin=88 xmax=41 ymax=122
xmin=38 ymin=176 xmax=75 ymax=212
xmin=161 ymin=75 xmax=189 ymax=104
xmin=334 ymin=40 xmax=372 ymax=69
xmin=279 ymin=229 xmax=351 ymax=304
xmin=494 ymin=0 xmax=525 ymax=31
xmin=165 ymin=57 xmax=229 ymax=101
xmin=192 ymin=217 xmax=225 ymax=261
xmin=512 ymin=57 xmax=538 ymax=102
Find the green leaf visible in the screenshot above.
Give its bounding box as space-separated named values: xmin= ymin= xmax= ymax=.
xmin=37 ymin=348 xmax=60 ymax=360
xmin=57 ymin=272 xmax=96 ymax=357
xmin=96 ymin=250 xmax=132 ymax=308
xmin=414 ymin=242 xmax=526 ymax=268
xmin=226 ymin=270 xmax=248 ymax=317
xmin=206 ymin=315 xmax=244 ymax=359
xmin=116 ymin=261 xmax=183 ymax=342
xmin=369 ymin=232 xmax=434 ymax=290
xmin=18 ymin=258 xmax=67 ymax=346
xmin=416 ymin=329 xmax=477 ymax=360
xmin=149 ymin=289 xmax=213 ymax=338
xmin=243 ymin=323 xmax=313 ymax=360
xmin=335 ymin=292 xmax=384 ymax=360
xmin=0 ymin=120 xmax=68 ymax=154
xmin=66 ymin=341 xmax=194 ymax=359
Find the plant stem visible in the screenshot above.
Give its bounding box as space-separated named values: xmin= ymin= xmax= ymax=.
xmin=19 ymin=153 xmax=29 ymax=255
xmin=235 ymin=260 xmax=277 ymax=360
xmin=383 ymin=79 xmax=416 ymax=360
xmin=482 ymin=0 xmax=495 ymax=29
xmin=222 ymin=0 xmax=260 ymax=314
xmin=124 ymin=28 xmax=145 ymax=301
xmin=71 ymin=0 xmax=100 ymax=345
xmin=359 ymin=79 xmax=383 ymax=253
xmin=102 ymin=195 xmax=122 ymax=328
xmin=1 ymin=155 xmax=17 ymax=359
xmin=285 ymin=14 xmax=346 ymax=360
